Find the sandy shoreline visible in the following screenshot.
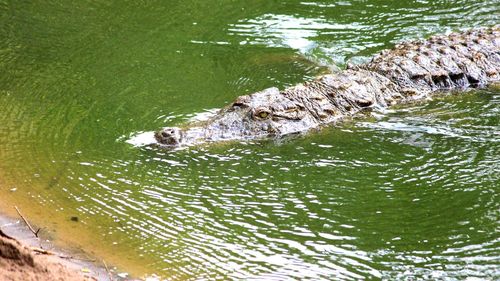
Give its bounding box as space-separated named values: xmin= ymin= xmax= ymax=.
xmin=0 ymin=167 xmax=161 ymax=280
xmin=0 ymin=211 xmax=120 ymax=281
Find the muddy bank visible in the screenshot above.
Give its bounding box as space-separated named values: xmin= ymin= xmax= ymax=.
xmin=0 ymin=213 xmax=118 ymax=281
xmin=0 ymin=234 xmax=93 ymax=281
xmin=0 ymin=169 xmax=161 ymax=280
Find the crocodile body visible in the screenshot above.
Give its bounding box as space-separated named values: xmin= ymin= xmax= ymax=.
xmin=155 ymin=26 xmax=500 ymax=147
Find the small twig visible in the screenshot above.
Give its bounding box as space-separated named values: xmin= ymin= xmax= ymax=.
xmin=30 ymin=246 xmax=95 ymax=262
xmin=31 ymin=246 xmax=56 ymax=255
xmin=69 ymin=257 xmax=96 ymax=263
xmin=14 ymin=206 xmax=41 ymax=238
xmin=103 ymin=259 xmax=114 ymax=281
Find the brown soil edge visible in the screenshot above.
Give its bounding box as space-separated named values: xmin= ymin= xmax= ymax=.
xmin=0 ymin=213 xmax=128 ymax=281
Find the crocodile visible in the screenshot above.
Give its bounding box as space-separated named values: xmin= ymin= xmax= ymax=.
xmin=155 ymin=26 xmax=500 ymax=147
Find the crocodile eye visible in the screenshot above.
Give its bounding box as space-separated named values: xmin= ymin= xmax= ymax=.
xmin=253 ymin=107 xmax=272 ymax=120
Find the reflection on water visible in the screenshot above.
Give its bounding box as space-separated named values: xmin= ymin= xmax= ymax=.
xmin=0 ymin=0 xmax=499 ymax=280
xmin=228 ymin=0 xmax=498 ymax=65
xmin=229 ymin=14 xmax=367 ymax=54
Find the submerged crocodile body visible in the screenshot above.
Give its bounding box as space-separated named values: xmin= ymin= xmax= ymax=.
xmin=155 ymin=26 xmax=500 ymax=147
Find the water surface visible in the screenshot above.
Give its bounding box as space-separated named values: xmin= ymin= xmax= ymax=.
xmin=0 ymin=0 xmax=499 ymax=279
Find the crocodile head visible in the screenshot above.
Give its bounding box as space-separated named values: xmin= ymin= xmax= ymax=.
xmin=155 ymin=87 xmax=319 ymax=147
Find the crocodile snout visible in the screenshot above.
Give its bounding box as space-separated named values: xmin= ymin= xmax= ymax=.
xmin=154 ymin=127 xmax=182 ymax=146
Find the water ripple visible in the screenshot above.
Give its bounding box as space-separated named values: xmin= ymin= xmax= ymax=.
xmin=0 ymin=0 xmax=498 ymax=280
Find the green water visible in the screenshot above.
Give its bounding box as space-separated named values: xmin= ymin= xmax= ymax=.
xmin=1 ymin=0 xmax=499 ymax=279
